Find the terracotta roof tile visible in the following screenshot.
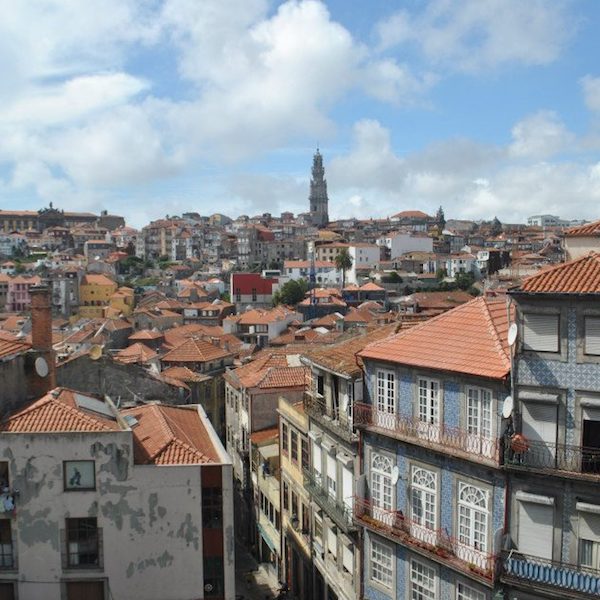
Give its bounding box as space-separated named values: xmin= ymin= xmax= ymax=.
xmin=114 ymin=343 xmax=157 ymax=364
xmin=122 ymin=404 xmax=219 ymax=465
xmin=518 ymin=252 xmax=600 ymax=294
xmin=565 ymin=220 xmax=600 ymax=237
xmin=2 ymin=388 xmax=121 ymax=432
xmin=162 ymin=337 xmax=231 ymax=363
xmin=0 ymin=331 xmax=30 ymax=359
xmin=359 ymin=297 xmax=512 ymax=379
xmin=250 ymin=427 xmax=279 ymax=445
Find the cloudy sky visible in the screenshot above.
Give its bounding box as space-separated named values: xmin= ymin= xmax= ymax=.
xmin=1 ymin=0 xmax=600 ymax=227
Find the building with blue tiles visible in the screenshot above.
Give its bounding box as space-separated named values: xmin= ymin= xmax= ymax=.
xmin=355 ymin=296 xmax=512 ymax=600
xmin=502 ymin=252 xmax=600 ymax=599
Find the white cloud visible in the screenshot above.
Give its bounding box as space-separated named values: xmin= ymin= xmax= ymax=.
xmin=327 ymin=118 xmax=600 ymax=223
xmin=509 ymin=110 xmax=574 ymax=159
xmin=581 ymin=75 xmax=600 ymax=113
xmin=376 ymin=0 xmax=573 ymax=72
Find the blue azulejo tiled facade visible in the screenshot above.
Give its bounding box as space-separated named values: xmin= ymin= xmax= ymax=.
xmin=355 ymin=357 xmax=510 ymax=600
xmin=503 ymin=293 xmax=600 ymax=600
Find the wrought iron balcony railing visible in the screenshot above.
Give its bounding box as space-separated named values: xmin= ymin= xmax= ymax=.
xmin=303 ymin=393 xmax=357 ymax=443
xmin=354 ymin=496 xmax=496 ymax=581
xmin=303 ymin=468 xmax=355 ymax=533
xmin=353 ymin=403 xmax=500 ymax=463
xmin=501 ymin=550 xmax=600 ymax=596
xmin=504 ymin=437 xmax=600 ymax=478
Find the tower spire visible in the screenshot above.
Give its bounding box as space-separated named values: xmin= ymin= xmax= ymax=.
xmin=308 ymin=148 xmax=329 ymax=228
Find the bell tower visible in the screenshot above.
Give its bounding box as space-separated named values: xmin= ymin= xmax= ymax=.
xmin=308 ymin=149 xmax=329 ymax=227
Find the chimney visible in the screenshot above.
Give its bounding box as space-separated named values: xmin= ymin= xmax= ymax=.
xmin=27 ymin=284 xmax=56 ymax=398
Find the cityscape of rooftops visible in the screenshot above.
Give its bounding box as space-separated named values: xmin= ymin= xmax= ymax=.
xmin=1 ymin=3 xmax=600 ymax=600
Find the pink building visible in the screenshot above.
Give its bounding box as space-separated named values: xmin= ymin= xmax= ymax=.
xmin=7 ymin=275 xmax=42 ymax=312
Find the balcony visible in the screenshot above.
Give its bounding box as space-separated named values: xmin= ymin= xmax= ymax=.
xmin=354 ymin=496 xmax=496 ymax=585
xmin=501 ymin=550 xmax=600 ymax=598
xmin=504 ymin=438 xmax=600 ymax=481
xmin=304 ymin=394 xmax=358 ymax=444
xmin=353 ymin=403 xmax=500 ymax=465
xmin=303 ymin=468 xmax=356 ymax=534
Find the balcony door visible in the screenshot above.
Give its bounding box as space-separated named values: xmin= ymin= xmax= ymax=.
xmin=582 ymin=407 xmax=600 ymax=474
xmin=417 ymin=379 xmax=440 ymax=443
xmin=466 ymin=387 xmax=493 ymax=458
xmin=521 ymin=401 xmax=557 ymax=468
xmin=371 ymin=453 xmax=393 ymax=526
xmin=375 ymin=371 xmax=395 ymax=429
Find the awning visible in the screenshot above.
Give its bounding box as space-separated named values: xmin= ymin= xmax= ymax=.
xmin=257 ymin=523 xmax=279 ymax=554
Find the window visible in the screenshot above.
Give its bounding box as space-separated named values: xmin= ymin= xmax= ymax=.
xmin=585 ymin=317 xmax=600 ymax=356
xmin=580 ymin=538 xmax=600 ymax=571
xmin=457 ymin=484 xmax=488 ymax=564
xmin=317 ymin=375 xmax=324 ymax=397
xmin=291 ymin=491 xmax=299 ymax=520
xmin=251 ymin=288 xmax=257 ymax=301
xmin=202 ymin=487 xmax=223 ymax=528
xmin=65 ymin=581 xmax=104 ymax=600
xmin=371 ymin=454 xmax=393 ymax=511
xmin=302 ymin=503 xmax=310 ymax=534
xmin=410 ymin=559 xmax=436 ymax=600
xmin=523 ymin=313 xmax=559 ymax=352
xmin=466 ymin=388 xmax=492 ymax=438
xmin=301 ymin=438 xmax=309 ymax=471
xmin=457 ymin=582 xmax=485 ymax=600
xmin=327 ymin=453 xmax=337 ymax=499
xmin=282 ymin=423 xmax=289 ymax=455
xmin=65 ymin=518 xmax=99 ymax=568
xmin=370 ymin=539 xmax=393 ymax=589
xmin=314 ymin=513 xmax=323 ymax=543
xmin=0 ymin=520 xmax=13 ymax=569
xmin=291 ymin=429 xmax=299 ymax=464
xmin=283 ymin=481 xmax=289 ymax=511
xmin=376 ymin=370 xmax=395 ymax=415
xmin=411 ymin=467 xmax=437 ymax=541
xmin=418 ymin=379 xmax=440 ymax=426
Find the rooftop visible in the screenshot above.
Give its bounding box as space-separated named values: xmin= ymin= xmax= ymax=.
xmin=517 ymin=252 xmax=600 ymax=294
xmin=359 ymin=297 xmax=512 ymax=380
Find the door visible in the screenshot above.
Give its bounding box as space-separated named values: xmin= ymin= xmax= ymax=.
xmin=582 ymin=407 xmax=600 ymax=473
xmin=0 ymin=583 xmax=14 ymax=600
xmin=518 ymin=501 xmax=553 ymax=560
xmin=418 ymin=379 xmax=440 ymax=442
xmin=375 ymin=371 xmax=395 ymax=429
xmin=521 ymin=402 xmax=557 ymax=468
xmin=66 ymin=581 xmax=105 ymax=600
xmin=466 ymin=388 xmax=493 ymax=458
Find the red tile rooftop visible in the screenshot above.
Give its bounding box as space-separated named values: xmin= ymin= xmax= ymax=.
xmin=564 ymin=220 xmax=600 ymax=237
xmin=359 ymin=297 xmax=512 ymax=380
xmin=518 ymin=252 xmax=600 ymax=294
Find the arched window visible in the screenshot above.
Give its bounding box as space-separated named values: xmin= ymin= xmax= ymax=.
xmin=371 ymin=454 xmax=393 ymax=510
xmin=411 ymin=467 xmax=436 ymax=531
xmin=458 ymin=483 xmax=488 ymax=552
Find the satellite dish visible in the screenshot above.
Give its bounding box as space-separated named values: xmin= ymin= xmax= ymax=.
xmin=89 ymin=345 xmax=103 ymax=360
xmin=34 ymin=356 xmax=49 ymax=378
xmin=502 ymin=395 xmax=514 ymax=419
xmin=507 ymin=323 xmax=518 ymax=347
xmin=391 ymin=465 xmax=400 ymax=485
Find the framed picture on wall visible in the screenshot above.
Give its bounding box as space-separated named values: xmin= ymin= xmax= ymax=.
xmin=63 ymin=460 xmax=95 ymax=491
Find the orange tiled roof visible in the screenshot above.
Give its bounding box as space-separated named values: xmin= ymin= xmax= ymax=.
xmin=114 ymin=342 xmax=157 ymax=364
xmin=564 ymin=220 xmax=600 ymax=237
xmin=122 ymin=404 xmax=219 ymax=465
xmin=518 ymin=252 xmax=600 ymax=294
xmin=162 ymin=336 xmax=231 ymax=363
xmin=259 ymin=366 xmax=310 ymax=389
xmin=359 ymin=282 xmax=385 ymax=291
xmin=358 ymin=297 xmax=511 ymax=379
xmin=0 ymin=331 xmax=30 ymax=359
xmin=2 ymin=388 xmax=121 ymax=432
xmin=250 ymin=427 xmax=279 ymax=445
xmin=161 ymin=366 xmax=209 ymax=383
xmin=129 ymin=329 xmax=164 ymax=341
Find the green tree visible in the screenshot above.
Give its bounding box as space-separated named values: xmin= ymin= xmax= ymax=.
xmin=272 ymin=279 xmax=308 ymax=306
xmin=334 ymin=248 xmax=353 ymax=288
xmin=490 ymin=216 xmax=502 ymax=236
xmin=455 ymin=271 xmax=475 ymax=290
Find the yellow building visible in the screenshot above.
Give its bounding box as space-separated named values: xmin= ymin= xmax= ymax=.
xmin=278 ymin=397 xmax=312 ymax=598
xmin=107 ymin=286 xmax=135 ymax=318
xmin=79 ymin=273 xmax=118 ymax=318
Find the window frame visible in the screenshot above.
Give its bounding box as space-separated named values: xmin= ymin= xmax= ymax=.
xmin=376 ymin=369 xmax=396 ymax=415
xmin=409 ymin=557 xmax=437 ymax=600
xmin=370 ymin=537 xmax=394 ymax=590
xmin=63 ymin=460 xmax=96 ymax=492
xmin=522 ymin=311 xmax=560 ymax=354
xmin=64 ymin=517 xmax=101 ymax=570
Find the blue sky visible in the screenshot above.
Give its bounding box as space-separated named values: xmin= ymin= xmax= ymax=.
xmin=1 ymin=0 xmax=600 ymax=228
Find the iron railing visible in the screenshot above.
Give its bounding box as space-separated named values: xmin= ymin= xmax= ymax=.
xmin=303 ymin=468 xmax=355 ymax=532
xmin=354 ymin=496 xmax=496 ymax=579
xmin=353 ymin=403 xmax=500 ymax=462
xmin=501 ymin=550 xmax=600 ymax=596
xmin=504 ymin=438 xmax=600 ymax=476
xmin=303 ymin=394 xmax=357 ymax=443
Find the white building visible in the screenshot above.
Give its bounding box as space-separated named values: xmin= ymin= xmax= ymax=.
xmin=0 ymin=388 xmax=235 ymax=600
xmin=283 ymin=260 xmax=342 ymax=285
xmin=445 ymin=253 xmax=478 ymax=278
xmin=527 ymin=214 xmax=570 ymax=227
xmin=376 ymin=232 xmax=433 ymax=259
xmin=347 ymin=244 xmax=380 ymax=285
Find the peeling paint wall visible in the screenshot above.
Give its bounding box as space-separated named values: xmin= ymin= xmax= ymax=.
xmin=0 ymin=431 xmax=235 ymax=600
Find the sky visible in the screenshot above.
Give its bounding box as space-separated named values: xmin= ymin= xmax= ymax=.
xmin=1 ymin=0 xmax=600 ymax=228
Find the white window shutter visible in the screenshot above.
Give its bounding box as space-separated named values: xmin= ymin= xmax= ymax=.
xmin=327 ymin=455 xmax=337 ymax=485
xmin=579 ymin=511 xmax=600 ymax=543
xmin=523 ymin=314 xmax=559 ymax=352
xmin=517 ymin=501 xmax=553 ymax=560
xmin=585 ymin=317 xmax=600 ymax=355
xmin=342 ymin=466 xmax=353 ymax=513
xmin=342 ymin=544 xmax=353 ymax=572
xmin=313 ymin=442 xmax=322 ymax=476
xmin=327 ymin=527 xmax=337 ymax=554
